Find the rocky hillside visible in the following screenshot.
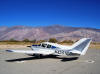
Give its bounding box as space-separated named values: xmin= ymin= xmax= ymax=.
xmin=0 ymin=25 xmax=100 ymax=42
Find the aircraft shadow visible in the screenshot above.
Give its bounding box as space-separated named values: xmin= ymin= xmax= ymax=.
xmin=61 ymin=57 xmax=79 ymax=62
xmin=5 ymin=57 xmax=40 ymax=62
xmin=5 ymin=56 xmax=78 ymax=62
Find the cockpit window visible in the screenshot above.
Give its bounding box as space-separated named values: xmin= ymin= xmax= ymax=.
xmin=47 ymin=45 xmax=51 ymax=48
xmin=41 ymin=43 xmax=56 ymax=49
xmin=41 ymin=44 xmax=47 ymax=48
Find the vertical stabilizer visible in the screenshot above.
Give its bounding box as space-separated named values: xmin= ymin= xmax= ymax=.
xmin=71 ymin=38 xmax=91 ymax=55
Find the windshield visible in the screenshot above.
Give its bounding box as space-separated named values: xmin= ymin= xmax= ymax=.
xmin=41 ymin=43 xmax=47 ymax=48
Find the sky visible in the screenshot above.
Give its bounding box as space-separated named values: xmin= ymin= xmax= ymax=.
xmin=0 ymin=0 xmax=100 ymax=28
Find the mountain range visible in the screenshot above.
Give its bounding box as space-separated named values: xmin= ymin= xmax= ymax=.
xmin=0 ymin=25 xmax=100 ymax=42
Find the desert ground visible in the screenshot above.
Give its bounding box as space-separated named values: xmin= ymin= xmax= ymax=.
xmin=0 ymin=44 xmax=100 ymax=74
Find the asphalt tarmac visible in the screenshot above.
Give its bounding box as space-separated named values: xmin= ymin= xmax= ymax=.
xmin=0 ymin=48 xmax=100 ymax=74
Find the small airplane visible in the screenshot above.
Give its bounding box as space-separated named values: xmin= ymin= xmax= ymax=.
xmin=6 ymin=38 xmax=91 ymax=58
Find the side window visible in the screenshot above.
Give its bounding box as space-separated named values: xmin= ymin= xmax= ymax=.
xmin=41 ymin=44 xmax=47 ymax=48
xmin=47 ymin=45 xmax=51 ymax=48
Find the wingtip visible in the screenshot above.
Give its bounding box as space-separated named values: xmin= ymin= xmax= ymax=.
xmin=6 ymin=50 xmax=13 ymax=52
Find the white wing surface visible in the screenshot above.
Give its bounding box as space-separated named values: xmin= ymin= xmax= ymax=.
xmin=6 ymin=49 xmax=54 ymax=55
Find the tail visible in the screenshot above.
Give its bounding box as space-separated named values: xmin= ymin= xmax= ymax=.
xmin=70 ymin=38 xmax=92 ymax=55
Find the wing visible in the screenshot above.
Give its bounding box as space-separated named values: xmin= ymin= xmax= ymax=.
xmin=6 ymin=49 xmax=54 ymax=55
xmin=6 ymin=50 xmax=35 ymax=54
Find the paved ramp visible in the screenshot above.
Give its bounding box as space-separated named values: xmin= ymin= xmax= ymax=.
xmin=0 ymin=48 xmax=100 ymax=74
